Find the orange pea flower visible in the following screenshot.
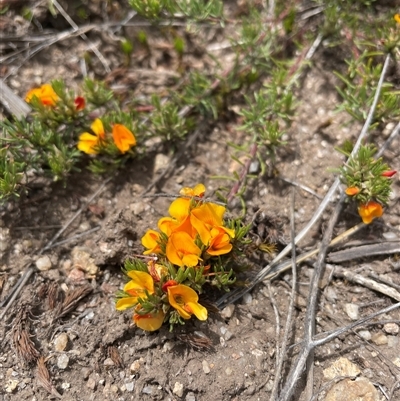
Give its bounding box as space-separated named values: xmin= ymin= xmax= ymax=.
xmin=133 ymin=308 xmax=165 ymax=331
xmin=142 ymin=229 xmax=162 ymax=255
xmin=206 ymin=226 xmax=235 ymax=256
xmin=394 ymin=13 xmax=400 ymax=24
xmin=167 ymin=284 xmax=207 ymax=320
xmin=77 ymin=118 xmax=105 ymax=154
xmin=166 ymin=231 xmax=201 ymax=267
xmin=115 ymin=270 xmax=154 ymax=310
xmin=345 ymin=186 xmax=360 ymax=196
xmin=112 ymin=124 xmax=136 ymax=153
xmin=25 ymin=84 xmax=59 ymax=106
xmin=74 ymin=96 xmax=85 ymax=111
xmin=358 ymin=201 xmax=383 ymax=224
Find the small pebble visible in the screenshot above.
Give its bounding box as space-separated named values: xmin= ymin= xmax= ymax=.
xmin=54 ymin=333 xmax=69 ymax=352
xmin=103 ymin=358 xmax=115 ymax=366
xmin=358 ymin=330 xmax=371 ymax=341
xmin=125 ymin=382 xmax=135 ymax=392
xmin=186 ymin=392 xmax=196 ymax=401
xmin=383 ymin=322 xmax=399 ymax=335
xmin=162 ymin=341 xmax=175 ymax=352
xmin=130 ymin=360 xmax=141 ymax=373
xmin=173 ymin=382 xmax=184 ymax=397
xmin=344 ymin=303 xmax=359 ymax=320
xmin=220 ymin=304 xmax=235 ymax=320
xmin=5 ymin=379 xmax=18 ymax=393
xmin=154 ymin=153 xmax=170 ymax=173
xmin=371 ymin=332 xmax=388 ymax=346
xmin=242 ymin=293 xmax=253 ymax=305
xmin=36 ymin=255 xmax=52 ymax=271
xmin=202 ymin=360 xmax=210 ymax=374
xmin=61 ymin=383 xmax=70 ymax=390
xmin=57 ymin=354 xmax=69 ymax=370
xmin=129 ymin=202 xmax=146 ymax=215
xmin=382 ymin=232 xmax=397 ymax=240
xmin=225 ymin=367 xmax=233 ymax=376
xmin=387 ymin=336 xmax=399 ymax=348
xmin=142 ymin=385 xmax=153 ymax=395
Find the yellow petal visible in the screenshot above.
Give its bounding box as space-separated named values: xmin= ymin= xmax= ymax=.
xmin=141 ymin=229 xmax=161 ymax=254
xmin=77 ymin=132 xmax=99 ymax=154
xmin=116 ymin=297 xmax=137 ymax=310
xmin=186 ymin=301 xmax=207 ymax=320
xmin=179 ymin=183 xmax=206 ymax=197
xmin=91 ymin=119 xmax=105 ymax=138
xmin=168 ymin=198 xmax=191 ymax=221
xmin=125 ymin=270 xmax=154 ymax=294
xmin=134 ymin=310 xmax=164 ymax=331
xmin=167 ymin=285 xmax=207 ymax=321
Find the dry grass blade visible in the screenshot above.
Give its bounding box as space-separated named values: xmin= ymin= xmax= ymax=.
xmin=12 ymin=306 xmax=40 ymax=364
xmin=108 ymin=346 xmax=124 ymax=368
xmin=54 ymin=286 xmax=93 ymax=320
xmin=36 ymin=356 xmax=62 ymax=398
xmin=47 ymin=282 xmax=60 ymax=310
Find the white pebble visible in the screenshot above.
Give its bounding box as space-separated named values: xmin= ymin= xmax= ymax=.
xmin=35 ymin=255 xmax=52 ymax=271
xmin=125 ymin=382 xmax=135 ymax=392
xmin=358 ymin=330 xmax=371 ymax=341
xmin=173 ymin=382 xmax=184 ymax=397
xmin=202 ymin=360 xmax=210 ymax=374
xmin=220 ymin=304 xmax=235 ymax=319
xmin=242 ymin=293 xmax=253 ymax=305
xmin=383 ymin=323 xmax=399 ymax=335
xmin=57 ymin=354 xmax=69 ymax=369
xmin=344 ymin=303 xmax=359 ymax=320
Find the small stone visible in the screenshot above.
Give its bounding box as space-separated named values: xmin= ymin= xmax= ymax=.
xmin=202 ymin=360 xmax=210 ymax=374
xmin=323 ymin=357 xmax=361 ymax=380
xmin=130 ymin=360 xmax=141 ymax=373
xmin=242 ymin=293 xmax=253 ymax=305
xmin=324 ymin=287 xmax=338 ymax=302
xmin=61 ymin=383 xmax=70 ymax=390
xmin=387 ymin=336 xmax=399 ymax=348
xmin=5 ymin=379 xmax=19 ymax=393
xmin=0 ymin=228 xmax=10 ymax=252
xmin=125 ymin=382 xmax=135 ymax=392
xmin=142 ymin=385 xmax=153 ymax=395
xmin=185 ymin=392 xmax=196 ymax=401
xmin=382 ymin=232 xmax=397 ymax=240
xmin=57 ymin=354 xmax=69 ymax=369
xmin=344 ymin=303 xmax=359 ymax=320
xmin=220 ymin=304 xmax=235 ymax=320
xmin=129 ymin=202 xmax=146 ymax=215
xmin=81 ymin=367 xmax=91 ymax=380
xmin=383 ymin=322 xmax=399 ymax=335
xmin=371 ymin=332 xmax=388 ymax=346
xmin=225 ymin=367 xmax=233 ymax=376
xmin=54 ymin=333 xmax=69 ymax=352
xmin=154 ymin=153 xmax=170 ymax=173
xmin=324 ymin=377 xmax=380 ymax=401
xmin=103 ymin=358 xmax=115 ymax=366
xmin=358 ymin=330 xmax=371 ymax=341
xmin=162 ymin=341 xmax=175 ymax=352
xmin=173 ymin=382 xmax=184 ymax=397
xmin=110 ymin=384 xmax=119 ymax=393
xmin=36 ymin=255 xmax=52 ymax=271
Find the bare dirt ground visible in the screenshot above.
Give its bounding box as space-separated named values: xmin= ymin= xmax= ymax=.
xmin=1 ymin=2 xmax=400 ymax=401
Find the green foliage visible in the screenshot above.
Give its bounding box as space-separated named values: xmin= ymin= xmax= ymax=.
xmin=339 ymin=144 xmax=394 ymax=205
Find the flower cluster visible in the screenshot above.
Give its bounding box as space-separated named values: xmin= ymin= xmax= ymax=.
xmin=340 ymin=144 xmax=396 ymax=224
xmin=116 ymin=184 xmax=242 ymax=331
xmin=78 ymin=118 xmax=136 ymax=155
xmin=25 ymin=82 xmax=137 ymax=158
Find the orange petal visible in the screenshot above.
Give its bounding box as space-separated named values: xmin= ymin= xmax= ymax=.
xmin=358 ymin=201 xmax=383 ymax=224
xmin=112 ymin=124 xmax=136 ymax=153
xmin=134 ymin=310 xmax=164 ymax=331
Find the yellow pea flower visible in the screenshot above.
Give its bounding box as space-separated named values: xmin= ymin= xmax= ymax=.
xmin=142 ymin=229 xmax=162 ymax=255
xmin=77 ymin=119 xmax=105 ymax=155
xmin=166 ymin=231 xmax=201 ymax=267
xmin=115 ymin=270 xmax=154 ymax=310
xmin=112 ymin=124 xmax=136 ymax=153
xmin=133 ymin=308 xmax=165 ymax=331
xmin=358 ymin=201 xmax=383 ymax=224
xmin=167 ymin=284 xmax=207 ymax=321
xmin=179 ymin=184 xmax=206 ymax=197
xmin=25 ymin=84 xmax=59 ymax=106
